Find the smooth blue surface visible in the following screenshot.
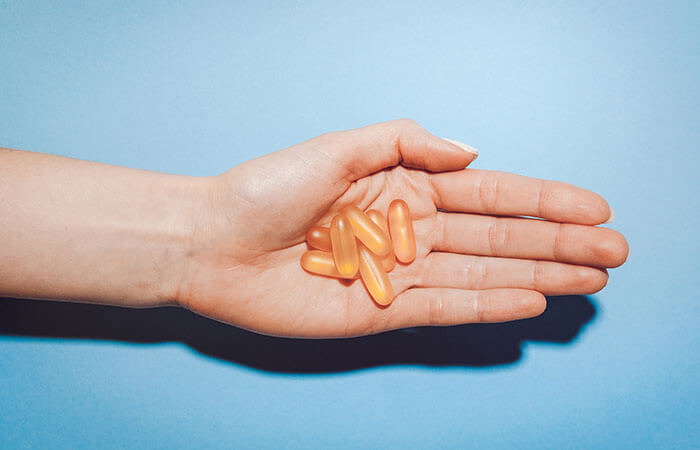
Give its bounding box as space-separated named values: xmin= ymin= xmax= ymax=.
xmin=1 ymin=1 xmax=699 ymax=448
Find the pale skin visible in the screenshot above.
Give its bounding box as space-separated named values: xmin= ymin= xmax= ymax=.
xmin=0 ymin=119 xmax=629 ymax=338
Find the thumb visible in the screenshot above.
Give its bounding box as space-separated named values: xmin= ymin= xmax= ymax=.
xmin=299 ymin=119 xmax=479 ymax=181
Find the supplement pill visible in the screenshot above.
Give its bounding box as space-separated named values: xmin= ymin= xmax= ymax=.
xmin=301 ymin=250 xmax=358 ymax=279
xmin=330 ymin=214 xmax=359 ymax=277
xmin=341 ymin=205 xmax=392 ymax=257
xmin=366 ymin=209 xmax=396 ymax=272
xmin=357 ymin=243 xmax=394 ymax=306
xmin=387 ymin=199 xmax=416 ymax=263
xmin=306 ymin=226 xmax=332 ymax=252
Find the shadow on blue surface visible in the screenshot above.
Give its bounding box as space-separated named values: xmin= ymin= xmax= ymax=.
xmin=0 ymin=295 xmax=596 ymax=373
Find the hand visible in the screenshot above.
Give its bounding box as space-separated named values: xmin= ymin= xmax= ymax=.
xmin=177 ymin=119 xmax=629 ymax=338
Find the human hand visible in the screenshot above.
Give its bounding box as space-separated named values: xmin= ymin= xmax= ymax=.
xmin=176 ymin=119 xmax=628 ymax=338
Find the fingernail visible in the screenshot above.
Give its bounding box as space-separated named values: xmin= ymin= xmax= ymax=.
xmin=442 ymin=137 xmax=479 ymax=158
xmin=604 ymin=207 xmax=615 ymax=224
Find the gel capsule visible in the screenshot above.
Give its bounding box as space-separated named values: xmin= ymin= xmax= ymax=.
xmin=330 ymin=214 xmax=359 ymax=277
xmin=300 ymin=250 xmax=358 ymax=279
xmin=387 ymin=199 xmax=416 ymax=263
xmin=366 ymin=209 xmax=396 ymax=272
xmin=340 ymin=205 xmax=391 ymax=257
xmin=357 ymin=243 xmax=394 ymax=306
xmin=305 ymin=226 xmax=332 ymax=252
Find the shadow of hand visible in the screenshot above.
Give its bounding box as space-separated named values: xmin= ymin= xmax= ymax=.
xmin=0 ymin=295 xmax=596 ymax=373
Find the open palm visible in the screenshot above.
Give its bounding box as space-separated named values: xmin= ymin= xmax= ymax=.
xmin=177 ymin=120 xmax=628 ymax=338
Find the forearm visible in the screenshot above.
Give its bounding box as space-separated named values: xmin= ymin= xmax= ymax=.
xmin=0 ymin=147 xmax=206 ymax=307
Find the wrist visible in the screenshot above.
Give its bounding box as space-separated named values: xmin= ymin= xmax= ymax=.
xmin=168 ymin=170 xmax=250 ymax=312
xmin=151 ymin=174 xmax=215 ymax=307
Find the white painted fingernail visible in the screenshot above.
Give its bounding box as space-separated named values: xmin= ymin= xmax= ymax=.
xmin=442 ymin=137 xmax=479 ymax=158
xmin=604 ymin=207 xmax=615 ymax=224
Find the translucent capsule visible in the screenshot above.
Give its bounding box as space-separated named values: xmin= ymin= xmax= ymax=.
xmin=330 ymin=214 xmax=359 ymax=277
xmin=300 ymin=250 xmax=358 ymax=279
xmin=387 ymin=199 xmax=416 ymax=263
xmin=305 ymin=226 xmax=332 ymax=252
xmin=366 ymin=209 xmax=396 ymax=272
xmin=340 ymin=205 xmax=391 ymax=257
xmin=357 ymin=243 xmax=394 ymax=306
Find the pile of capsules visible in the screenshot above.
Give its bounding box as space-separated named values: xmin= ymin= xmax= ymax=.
xmin=300 ymin=199 xmax=416 ymax=306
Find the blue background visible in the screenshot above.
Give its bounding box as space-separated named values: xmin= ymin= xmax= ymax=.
xmin=1 ymin=1 xmax=698 ymax=448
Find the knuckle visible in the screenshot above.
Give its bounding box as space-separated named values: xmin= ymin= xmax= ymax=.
xmin=474 ymin=291 xmax=491 ymax=322
xmin=313 ymin=130 xmax=342 ymax=147
xmin=428 ymin=292 xmax=445 ymax=325
xmin=532 ymin=260 xmax=544 ymax=291
xmin=478 ymin=174 xmax=501 ymax=214
xmin=475 ymin=290 xmax=490 ymax=322
xmin=433 ymin=213 xmax=447 ymax=251
xmin=415 ymin=255 xmax=433 ymax=287
xmin=487 ymin=218 xmax=510 ymax=255
xmin=536 ymin=179 xmax=551 ymax=218
xmin=379 ymin=118 xmax=419 ymax=139
xmin=394 ymin=117 xmax=420 ymax=130
xmin=552 ymin=223 xmax=568 ymax=260
xmin=477 ymin=259 xmax=489 ymax=289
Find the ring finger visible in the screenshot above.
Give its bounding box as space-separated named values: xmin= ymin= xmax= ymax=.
xmin=417 ymin=252 xmax=608 ymax=295
xmin=430 ymin=212 xmax=629 ymax=268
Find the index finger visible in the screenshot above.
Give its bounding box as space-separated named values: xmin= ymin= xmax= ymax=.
xmin=430 ymin=169 xmax=613 ymax=225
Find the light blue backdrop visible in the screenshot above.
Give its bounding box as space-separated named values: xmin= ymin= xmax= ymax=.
xmin=1 ymin=1 xmax=698 ymax=448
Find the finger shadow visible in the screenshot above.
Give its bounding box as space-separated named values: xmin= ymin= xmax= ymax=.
xmin=0 ymin=295 xmax=596 ymax=373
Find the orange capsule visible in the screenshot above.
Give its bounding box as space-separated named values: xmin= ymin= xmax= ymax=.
xmin=340 ymin=205 xmax=391 ymax=257
xmin=300 ymin=250 xmax=358 ymax=279
xmin=366 ymin=209 xmax=396 ymax=272
xmin=387 ymin=199 xmax=416 ymax=263
xmin=305 ymin=226 xmax=332 ymax=252
xmin=330 ymin=214 xmax=359 ymax=277
xmin=357 ymin=243 xmax=394 ymax=306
